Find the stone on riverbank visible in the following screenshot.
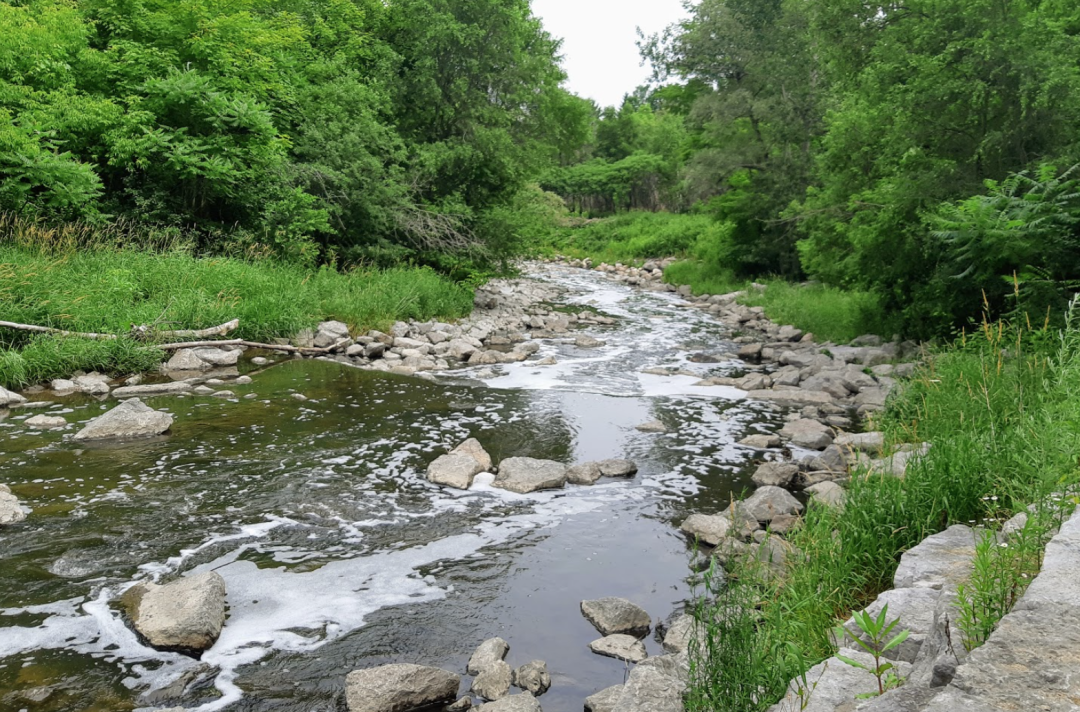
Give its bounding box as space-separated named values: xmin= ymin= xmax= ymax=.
xmin=73 ymin=398 xmax=173 ymax=441
xmin=751 ymin=462 xmax=799 ymax=488
xmin=472 ymin=660 xmax=512 ymax=700
xmin=111 ymin=382 xmax=193 ymax=398
xmin=0 ymin=386 xmax=27 ymax=407
xmin=467 ymin=637 xmax=509 ymax=675
xmin=581 ymin=597 xmax=651 ymax=637
xmin=584 ymin=685 xmax=622 ymax=712
xmin=893 ymin=524 xmax=976 ymax=590
xmin=0 ymin=484 xmax=26 ymax=526
xmin=589 ymin=634 xmax=647 ymax=663
xmin=662 ymin=614 xmax=702 ymax=654
xmin=428 ymin=454 xmax=485 ymax=490
xmin=834 ymin=431 xmax=885 ymax=454
xmin=806 ymin=481 xmax=845 ymax=509
xmin=611 ymin=652 xmax=688 ymax=712
xmin=345 ymin=663 xmax=460 ymax=712
xmin=127 ymin=571 xmax=226 ymax=653
xmin=512 ymin=661 xmax=550 ymax=696
xmin=741 ymin=486 xmax=804 ymax=523
xmin=739 ymin=434 xmax=781 ymax=448
xmin=493 ymin=458 xmax=567 ymax=494
xmin=475 ymin=692 xmax=542 ymax=712
xmin=680 ymin=513 xmax=737 ymax=547
xmin=766 ymin=649 xmax=913 ymax=712
xmin=780 ymin=419 xmax=833 ymax=450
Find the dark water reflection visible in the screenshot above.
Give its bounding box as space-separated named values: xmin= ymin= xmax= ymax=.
xmin=0 ymin=266 xmax=789 ymax=712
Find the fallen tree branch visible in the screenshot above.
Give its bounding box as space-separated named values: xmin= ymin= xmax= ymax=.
xmin=0 ymin=320 xmax=118 ymax=340
xmin=157 ymin=339 xmax=245 ymax=351
xmin=131 ymin=318 xmax=240 ymax=340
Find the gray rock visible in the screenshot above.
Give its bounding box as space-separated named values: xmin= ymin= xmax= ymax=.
xmin=314 ymin=320 xmax=350 ymax=348
xmin=738 ymin=343 xmax=763 ymax=360
xmin=661 ymin=614 xmax=702 ymax=654
xmin=511 ymin=660 xmax=551 ymax=696
xmin=746 ymin=389 xmax=835 ymax=406
xmin=475 ymin=692 xmax=542 ymax=712
xmin=566 ymin=462 xmax=603 ymax=485
xmin=427 ymin=453 xmax=485 ymax=490
xmin=467 ymin=637 xmax=510 ymax=675
xmin=807 ymin=444 xmax=848 ymax=474
xmin=128 ymin=572 xmax=227 ymax=652
xmin=842 ymin=587 xmax=943 ymax=663
xmin=806 ymin=481 xmax=845 ymax=509
xmin=739 ymin=434 xmax=781 ymax=448
xmin=597 ymin=459 xmax=637 ymax=477
xmin=581 ymin=597 xmax=651 ymax=637
xmin=493 ymin=458 xmax=567 ymax=494
xmin=449 ymin=339 xmax=479 ymax=361
xmin=344 ymin=663 xmax=460 ymax=712
xmin=192 ymin=347 xmax=241 ymax=367
xmin=584 ymin=685 xmax=623 ymax=712
xmin=635 ymin=420 xmax=668 ymax=433
xmin=51 ymin=378 xmax=77 ymax=395
xmin=780 ymin=419 xmax=834 ymax=450
xmin=741 ymin=486 xmax=804 ymax=523
xmin=472 ymin=660 xmax=512 ymax=700
xmin=893 ymin=524 xmax=976 ymax=590
xmin=575 ymin=334 xmax=606 ymax=348
xmin=25 ymin=414 xmax=66 ymax=429
xmin=451 ymin=438 xmax=493 ymax=472
xmin=766 ymin=648 xmax=913 ymax=712
xmin=768 ymin=513 xmax=802 ymax=536
xmin=0 ymin=486 xmax=26 ymax=526
xmin=447 ymin=698 xmax=473 ymax=711
xmin=589 ymin=634 xmax=647 ymax=663
xmin=751 ymin=462 xmax=799 ymax=488
xmin=612 ymin=652 xmax=688 ymax=712
xmin=111 ymin=382 xmax=192 ymax=398
xmin=73 ymin=398 xmax=173 ymax=441
xmin=680 ymin=513 xmax=736 ymax=547
xmin=72 ymin=373 xmax=111 ymax=395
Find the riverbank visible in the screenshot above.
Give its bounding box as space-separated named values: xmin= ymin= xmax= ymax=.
xmin=0 ymin=245 xmax=474 ymax=389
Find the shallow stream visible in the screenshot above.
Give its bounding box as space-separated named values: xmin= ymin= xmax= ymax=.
xmin=0 ymin=264 xmax=790 ymax=712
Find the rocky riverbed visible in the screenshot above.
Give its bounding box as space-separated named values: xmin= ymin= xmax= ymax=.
xmin=0 ymin=261 xmax=929 ymax=712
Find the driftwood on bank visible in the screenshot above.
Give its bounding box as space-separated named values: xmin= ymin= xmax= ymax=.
xmin=0 ymin=318 xmax=350 ymax=355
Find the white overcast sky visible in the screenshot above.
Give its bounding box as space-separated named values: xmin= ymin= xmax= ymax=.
xmin=532 ymin=0 xmax=690 ymax=108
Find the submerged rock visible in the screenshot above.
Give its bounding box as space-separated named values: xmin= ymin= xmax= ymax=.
xmin=635 ymin=420 xmax=668 ymax=433
xmin=344 ymin=663 xmax=460 ymax=712
xmin=73 ymin=398 xmax=173 ymax=441
xmin=493 ymin=457 xmax=567 ymax=494
xmin=589 ymin=634 xmax=647 ymax=663
xmin=127 ymin=571 xmax=227 ymax=653
xmin=580 ymin=597 xmax=651 ymax=637
xmin=511 ymin=660 xmax=550 ymax=696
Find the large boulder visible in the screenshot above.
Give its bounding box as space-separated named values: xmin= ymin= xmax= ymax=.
xmin=589 ymin=634 xmax=647 ymax=663
xmin=581 ymin=597 xmax=651 ymax=637
xmin=751 ymin=462 xmax=799 ymax=488
xmin=427 ymin=454 xmax=485 ymax=490
xmin=0 ymin=386 xmax=28 ymax=407
xmin=452 ymin=438 xmax=493 ymax=471
xmin=841 ymin=587 xmax=943 ymax=663
xmin=612 ymin=652 xmax=688 ymax=712
xmin=467 ymin=637 xmax=509 ymax=675
xmin=741 ymin=486 xmax=804 ymax=523
xmin=0 ymin=484 xmax=26 ymax=526
xmin=476 ymin=692 xmax=542 ymax=712
xmin=314 ymin=320 xmax=351 ymax=348
xmin=493 ymin=458 xmax=567 ymax=494
xmin=472 ymin=660 xmax=512 ymax=700
xmin=765 ymin=648 xmax=912 ymax=712
xmin=127 ymin=571 xmax=227 ymax=653
xmin=345 ymin=663 xmax=460 ymax=712
xmin=73 ymin=398 xmax=174 ymax=441
xmin=511 ymin=661 xmax=550 ymax=696
xmin=779 ymin=419 xmax=833 ymax=450
xmin=893 ymin=524 xmax=976 ymax=590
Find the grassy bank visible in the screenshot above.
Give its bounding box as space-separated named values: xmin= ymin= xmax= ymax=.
xmin=687 ymin=313 xmax=1080 ymax=711
xmin=544 ymin=211 xmax=713 ymax=263
xmin=0 ymin=227 xmax=474 ymax=389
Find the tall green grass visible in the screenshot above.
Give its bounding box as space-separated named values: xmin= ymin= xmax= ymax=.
xmin=0 ymin=219 xmax=474 ymax=388
xmin=687 ymin=311 xmax=1080 ymax=712
xmin=546 ymin=211 xmax=713 ymax=264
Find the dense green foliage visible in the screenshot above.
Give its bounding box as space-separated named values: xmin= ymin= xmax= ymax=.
xmin=0 ymin=0 xmax=584 ymax=267
xmin=687 ymin=315 xmax=1080 ymax=711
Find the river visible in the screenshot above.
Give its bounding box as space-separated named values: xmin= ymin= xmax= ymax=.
xmin=0 ymin=264 xmax=788 ymax=712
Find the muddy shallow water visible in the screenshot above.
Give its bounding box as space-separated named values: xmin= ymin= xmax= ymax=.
xmin=0 ymin=264 xmax=792 ymax=712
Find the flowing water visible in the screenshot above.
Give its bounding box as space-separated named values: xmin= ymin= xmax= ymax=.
xmin=0 ymin=264 xmax=791 ymax=712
